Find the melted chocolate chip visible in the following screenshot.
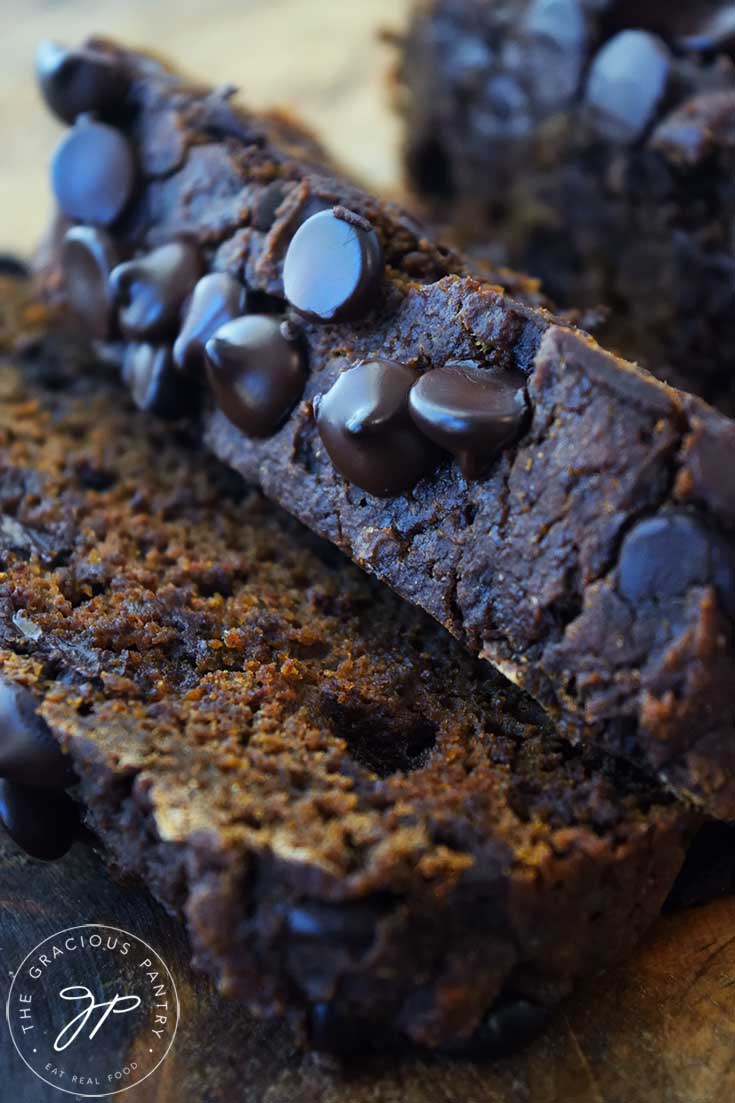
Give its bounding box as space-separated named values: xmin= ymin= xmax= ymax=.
xmin=409 ymin=363 xmax=528 ymax=479
xmin=314 ymin=360 xmax=439 ymax=497
xmin=585 ymin=31 xmax=672 ymax=142
xmin=283 ymin=207 xmax=384 ymax=323
xmin=36 ymin=40 xmax=128 ymax=125
xmin=110 ymin=242 xmax=201 ymax=340
xmin=122 ymin=343 xmax=191 ymax=420
xmin=0 ymin=779 xmax=78 ymax=861
xmin=0 ymin=681 xmax=73 ymax=789
xmin=173 ymin=272 xmax=248 ymax=373
xmin=51 ymin=115 xmax=137 ymax=227
xmin=61 ymin=225 xmax=121 ymax=340
xmin=618 ymin=510 xmax=735 ymax=616
xmin=205 ymin=315 xmax=306 ymax=436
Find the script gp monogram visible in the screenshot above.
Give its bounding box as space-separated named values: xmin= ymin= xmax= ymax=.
xmin=6 ymin=924 xmax=179 ymax=1097
xmin=54 ymin=987 xmax=142 ymax=1052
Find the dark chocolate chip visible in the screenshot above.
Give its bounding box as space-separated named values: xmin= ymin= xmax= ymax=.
xmin=585 ymin=31 xmax=672 ymax=142
xmin=51 ymin=115 xmax=137 ymax=227
xmin=314 ymin=359 xmax=439 ymax=497
xmin=110 ymin=242 xmax=202 ymax=341
xmin=440 ymin=998 xmax=552 ymax=1058
xmin=283 ymin=207 xmax=384 ymax=323
xmin=61 ymin=225 xmax=121 ymax=340
xmin=0 ymin=780 xmax=78 ymax=861
xmin=609 ymin=1 xmax=735 ymax=56
xmin=677 ymin=7 xmax=735 ymax=55
xmin=523 ymin=0 xmax=587 ymax=109
xmin=618 ymin=510 xmax=735 ymax=617
xmin=173 ymin=272 xmax=248 ymax=373
xmin=524 ymin=0 xmax=584 ymax=48
xmin=0 ymin=681 xmax=73 ymax=789
xmin=122 ymin=343 xmax=191 ymax=420
xmin=408 ymin=363 xmax=528 ymax=479
xmin=36 ymin=40 xmax=128 ymax=125
xmin=205 ymin=315 xmax=306 ymax=436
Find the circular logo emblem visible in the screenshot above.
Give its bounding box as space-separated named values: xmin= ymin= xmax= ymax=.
xmin=6 ymin=924 xmax=179 ymax=1097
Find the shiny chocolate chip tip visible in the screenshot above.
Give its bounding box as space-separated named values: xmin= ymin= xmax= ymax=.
xmin=110 ymin=241 xmax=202 ymax=341
xmin=205 ymin=314 xmax=307 ymax=437
xmin=173 ymin=272 xmax=248 ymax=373
xmin=0 ymin=680 xmax=75 ymax=790
xmin=409 ymin=362 xmax=528 ymax=480
xmin=315 ymin=359 xmax=439 ymax=497
xmin=36 ymin=39 xmax=128 ymax=125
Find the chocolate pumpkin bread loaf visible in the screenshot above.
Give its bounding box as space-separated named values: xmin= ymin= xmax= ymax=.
xmin=35 ymin=40 xmax=735 ymax=818
xmin=0 ymin=277 xmax=695 ymax=1053
xmin=397 ymin=0 xmax=735 ymax=408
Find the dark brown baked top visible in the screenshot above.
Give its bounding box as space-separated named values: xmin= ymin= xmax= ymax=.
xmin=397 ymin=0 xmax=735 ymax=409
xmin=34 ymin=39 xmax=735 ymax=819
xmin=0 ymin=277 xmax=692 ymax=1052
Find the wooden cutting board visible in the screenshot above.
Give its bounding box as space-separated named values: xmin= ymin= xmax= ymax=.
xmin=1 ymin=833 xmax=735 ymax=1103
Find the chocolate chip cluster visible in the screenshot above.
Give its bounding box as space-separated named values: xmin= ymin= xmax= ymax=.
xmin=40 ymin=41 xmax=530 ymax=498
xmin=0 ymin=681 xmax=79 ymax=860
xmin=314 ymin=359 xmax=527 ymax=497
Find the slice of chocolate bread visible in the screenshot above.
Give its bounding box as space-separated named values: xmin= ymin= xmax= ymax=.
xmin=34 ymin=40 xmax=735 ymax=818
xmin=0 ymin=278 xmax=694 ymax=1054
xmin=396 ymin=0 xmax=735 ymax=409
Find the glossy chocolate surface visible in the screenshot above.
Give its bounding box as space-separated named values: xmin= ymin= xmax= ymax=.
xmin=283 ymin=207 xmax=384 ymax=323
xmin=51 ymin=115 xmax=137 ymax=226
xmin=314 ymin=360 xmax=438 ymax=496
xmin=0 ymin=681 xmax=73 ymax=790
xmin=36 ymin=39 xmax=128 ymax=124
xmin=409 ymin=362 xmax=528 ymax=479
xmin=174 ymin=272 xmax=248 ymax=373
xmin=122 ymin=343 xmax=190 ymax=420
xmin=584 ymin=31 xmax=672 ymax=142
xmin=61 ymin=225 xmax=121 ymax=340
xmin=205 ymin=315 xmax=306 ymax=436
xmin=0 ymin=780 xmax=78 ymax=861
xmin=110 ymin=242 xmax=201 ymax=341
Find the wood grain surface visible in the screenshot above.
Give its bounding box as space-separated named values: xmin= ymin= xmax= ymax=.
xmin=2 ymin=3 xmax=734 ymax=1100
xmin=2 ymin=833 xmax=735 ymax=1103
